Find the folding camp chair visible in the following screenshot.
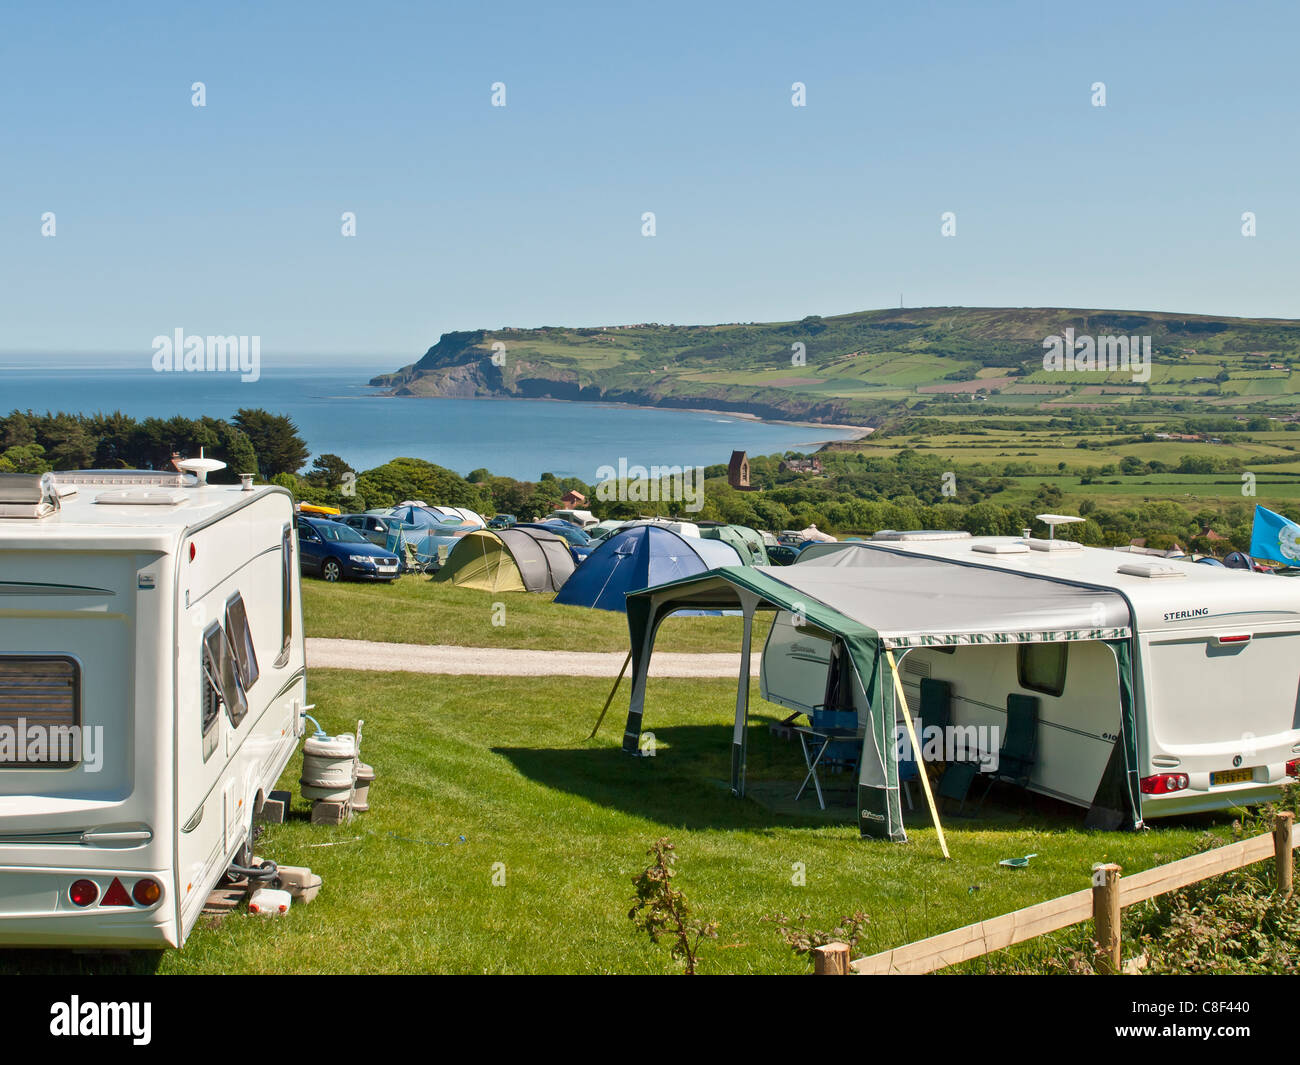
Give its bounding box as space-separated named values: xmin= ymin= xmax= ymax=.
xmin=918 ymin=677 xmax=952 ymax=734
xmin=937 ymin=692 xmax=1040 ymax=815
xmin=973 ymin=693 xmax=1039 ymax=809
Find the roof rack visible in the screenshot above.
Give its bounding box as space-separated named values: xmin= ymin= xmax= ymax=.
xmin=55 ymin=469 xmax=197 ymax=489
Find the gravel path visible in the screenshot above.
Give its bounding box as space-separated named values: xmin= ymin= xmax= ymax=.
xmin=306 ymin=637 xmax=759 ymax=678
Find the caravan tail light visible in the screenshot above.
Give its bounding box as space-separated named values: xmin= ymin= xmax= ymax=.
xmin=132 ymin=878 xmax=161 ymax=906
xmin=1216 ymin=634 xmax=1252 ymax=645
xmin=1140 ymin=773 xmax=1189 ymax=795
xmin=68 ymin=879 xmax=98 ymax=907
xmin=1287 ymin=760 xmax=1299 ymax=778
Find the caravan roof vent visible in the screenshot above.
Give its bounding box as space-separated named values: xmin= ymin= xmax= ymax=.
xmin=971 ymin=541 xmax=1030 ymax=554
xmin=93 ymin=488 xmax=188 ymax=506
xmin=1117 ymin=561 xmax=1187 ymax=579
xmin=1026 ymin=538 xmax=1083 ymax=552
xmin=0 ymin=473 xmax=60 ymax=519
xmin=871 ymin=530 xmax=972 ymax=542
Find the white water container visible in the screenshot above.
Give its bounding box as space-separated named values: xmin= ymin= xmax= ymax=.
xmin=301 ymin=734 xmax=357 ymax=788
xmin=300 ymin=781 xmax=353 ymax=803
xmin=248 ymin=887 xmax=292 ymax=916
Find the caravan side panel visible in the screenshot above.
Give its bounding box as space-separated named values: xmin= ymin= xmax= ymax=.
xmin=175 ymin=493 xmax=305 ymax=944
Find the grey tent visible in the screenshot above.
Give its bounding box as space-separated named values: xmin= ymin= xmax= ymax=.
xmin=435 ymin=527 xmax=575 ymax=592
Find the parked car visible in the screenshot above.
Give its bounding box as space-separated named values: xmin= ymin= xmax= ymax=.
xmin=296 ymin=516 xmax=401 ymax=582
xmin=765 ymin=543 xmax=802 ymax=566
xmin=515 ymin=521 xmax=595 ymax=563
xmin=337 ymin=512 xmax=414 ymax=547
xmin=488 ymin=513 xmax=517 ymax=530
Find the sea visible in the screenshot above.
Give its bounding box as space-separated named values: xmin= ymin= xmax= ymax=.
xmin=0 ymin=356 xmax=859 ymax=482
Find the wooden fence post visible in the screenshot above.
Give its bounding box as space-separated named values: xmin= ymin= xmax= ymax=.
xmin=1091 ymin=863 xmax=1122 ymax=974
xmin=813 ymin=941 xmax=850 ymax=975
xmin=1274 ymin=812 xmax=1294 ymax=896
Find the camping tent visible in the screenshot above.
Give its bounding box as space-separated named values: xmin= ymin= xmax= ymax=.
xmin=799 ymin=524 xmax=837 ymax=543
xmin=700 ymin=523 xmax=767 ymax=566
xmin=554 ymin=524 xmax=743 ymax=612
xmin=618 ymin=548 xmax=1138 ymax=843
xmin=389 ymin=504 xmax=486 ymax=529
xmin=435 ymin=527 xmax=575 ymax=592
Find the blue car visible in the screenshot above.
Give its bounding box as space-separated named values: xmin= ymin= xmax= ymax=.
xmin=514 ymin=521 xmax=595 ymax=563
xmin=296 ymin=516 xmax=402 ymax=583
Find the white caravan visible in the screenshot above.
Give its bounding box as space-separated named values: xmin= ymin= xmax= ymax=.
xmin=0 ymin=468 xmax=306 ymax=947
xmin=767 ymin=535 xmax=1300 ymax=820
xmin=618 ymin=533 xmax=1300 ymax=840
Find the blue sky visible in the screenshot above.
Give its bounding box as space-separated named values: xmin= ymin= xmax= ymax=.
xmin=2 ymin=0 xmax=1297 ymax=359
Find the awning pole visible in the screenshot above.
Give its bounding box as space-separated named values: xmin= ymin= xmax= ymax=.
xmin=588 ymin=651 xmax=632 ymax=739
xmin=731 ymin=607 xmax=755 ymax=796
xmin=885 ymin=649 xmax=950 ymax=860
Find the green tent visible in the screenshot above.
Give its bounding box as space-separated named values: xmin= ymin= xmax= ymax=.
xmin=435 ymin=527 xmax=575 ymax=592
xmin=699 ymin=524 xmax=766 ymax=566
xmin=619 ymin=560 xmax=1139 ymax=843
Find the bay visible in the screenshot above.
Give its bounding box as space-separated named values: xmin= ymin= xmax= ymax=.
xmin=0 ymin=357 xmax=859 ymax=481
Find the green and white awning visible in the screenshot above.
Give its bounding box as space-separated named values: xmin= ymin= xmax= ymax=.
xmin=619 ymin=556 xmax=1139 ymax=844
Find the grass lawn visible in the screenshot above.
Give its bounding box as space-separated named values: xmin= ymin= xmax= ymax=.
xmin=0 ymin=671 xmax=1240 ymax=975
xmin=302 ymin=573 xmax=771 ymax=653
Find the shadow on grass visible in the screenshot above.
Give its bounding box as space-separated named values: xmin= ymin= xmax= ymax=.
xmin=0 ymin=947 xmax=164 ymax=976
xmin=497 ymin=721 xmax=1240 ymax=840
xmin=494 ymin=723 xmax=851 ymax=832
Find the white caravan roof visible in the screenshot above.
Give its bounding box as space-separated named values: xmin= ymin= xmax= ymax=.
xmin=790 ymin=536 xmax=1300 ymax=639
xmin=0 ymin=475 xmax=291 ymax=553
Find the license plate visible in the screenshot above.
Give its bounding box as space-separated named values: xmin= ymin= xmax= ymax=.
xmin=1212 ymin=767 xmax=1255 ymax=786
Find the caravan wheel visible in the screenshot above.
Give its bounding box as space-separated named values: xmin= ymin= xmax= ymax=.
xmin=322 ymin=559 xmax=342 ymax=582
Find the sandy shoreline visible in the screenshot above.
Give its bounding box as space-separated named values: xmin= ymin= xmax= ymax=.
xmin=379 ymin=389 xmax=875 ymax=445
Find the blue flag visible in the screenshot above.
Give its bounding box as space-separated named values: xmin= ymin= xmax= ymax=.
xmin=1249 ymin=506 xmax=1300 ymax=566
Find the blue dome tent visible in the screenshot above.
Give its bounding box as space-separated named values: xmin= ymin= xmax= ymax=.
xmin=554 ymin=524 xmax=742 ymax=613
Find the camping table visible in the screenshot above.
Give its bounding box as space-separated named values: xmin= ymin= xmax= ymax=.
xmin=794 ymin=726 xmax=865 ymax=810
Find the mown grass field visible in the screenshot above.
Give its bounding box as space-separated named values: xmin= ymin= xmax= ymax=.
xmin=0 ymin=671 xmax=1241 ymax=975
xmin=301 ymin=574 xmax=770 ymax=652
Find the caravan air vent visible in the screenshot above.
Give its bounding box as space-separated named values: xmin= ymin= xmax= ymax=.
xmin=972 ymin=542 xmax=1030 ymax=554
xmin=1026 ymin=538 xmax=1083 ymax=552
xmin=93 ymin=489 xmax=188 ymax=506
xmin=0 ymin=473 xmax=59 ymax=519
xmin=1117 ymin=562 xmax=1187 ymax=579
xmin=871 ymin=530 xmax=972 ymax=542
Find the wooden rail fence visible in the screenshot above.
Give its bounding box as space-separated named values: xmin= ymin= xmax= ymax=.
xmin=813 ymin=811 xmax=1296 ymax=976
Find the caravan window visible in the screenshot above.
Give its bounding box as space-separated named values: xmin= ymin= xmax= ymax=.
xmin=202 ymin=622 xmax=249 ymax=730
xmin=224 ymin=592 xmax=260 ymax=691
xmin=0 ymin=656 xmax=81 ymax=768
xmin=199 ymin=626 xmax=223 ymax=762
xmin=279 ymin=523 xmax=293 ymax=664
xmin=1018 ymin=642 xmax=1067 ymax=698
